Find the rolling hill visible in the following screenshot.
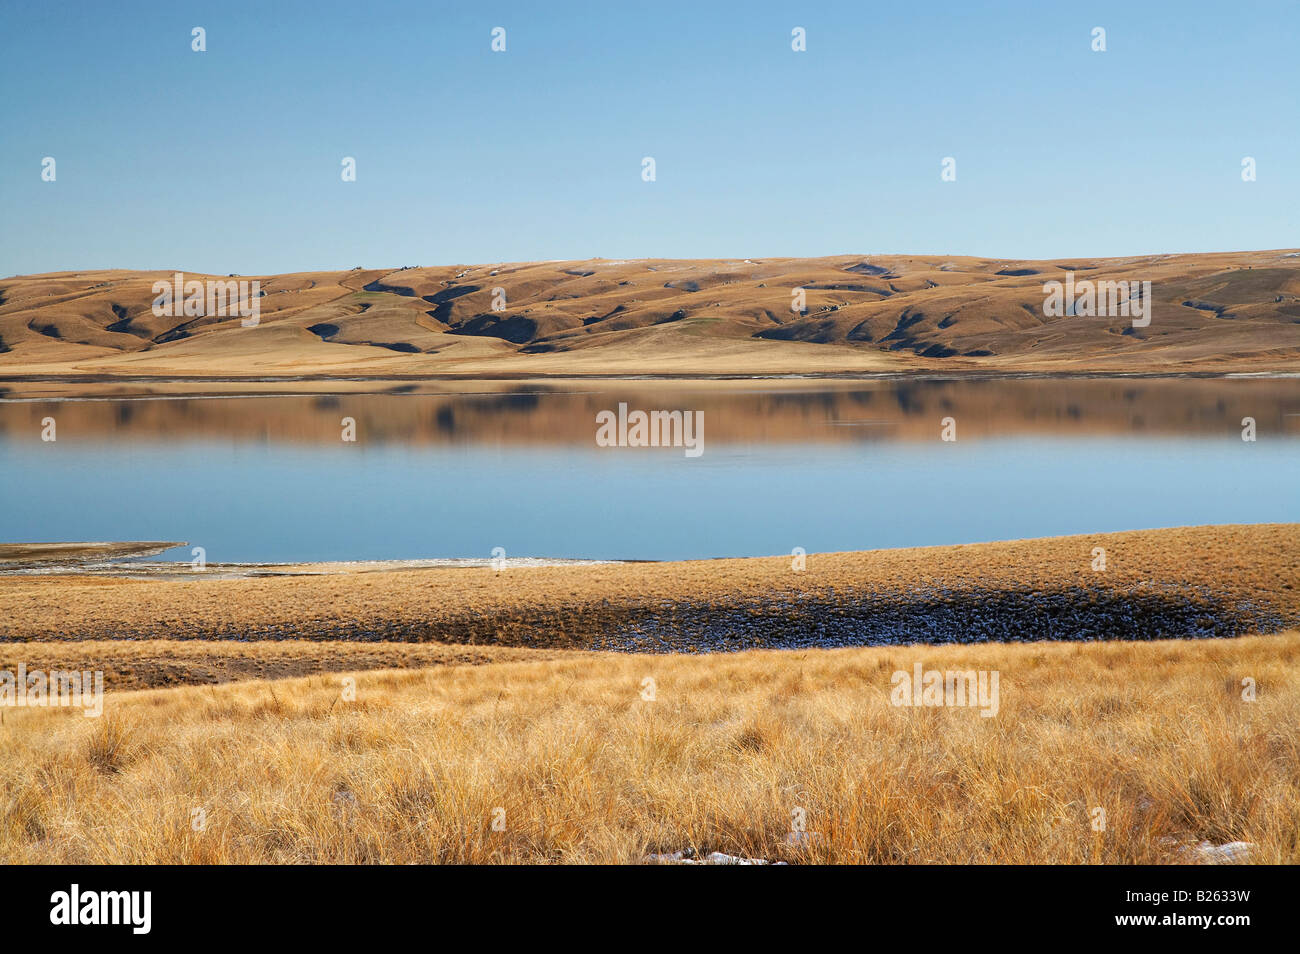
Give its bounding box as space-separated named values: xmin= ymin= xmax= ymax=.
xmin=3 ymin=249 xmax=1299 ymax=378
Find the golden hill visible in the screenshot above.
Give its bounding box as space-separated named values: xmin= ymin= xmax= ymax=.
xmin=3 ymin=250 xmax=1300 ymax=378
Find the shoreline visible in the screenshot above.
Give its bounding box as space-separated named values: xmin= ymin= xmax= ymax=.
xmin=4 ymin=524 xmax=1295 ymax=655
xmin=5 ymin=368 xmax=1300 ymax=389
xmin=2 ymin=370 xmax=1295 ymax=413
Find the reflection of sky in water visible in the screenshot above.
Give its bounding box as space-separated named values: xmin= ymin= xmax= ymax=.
xmin=2 ymin=435 xmax=1296 ymax=562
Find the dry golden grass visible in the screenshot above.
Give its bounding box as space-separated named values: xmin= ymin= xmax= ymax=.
xmin=3 ymin=632 xmax=1297 ymax=864
xmin=3 ymin=524 xmax=1295 ymax=645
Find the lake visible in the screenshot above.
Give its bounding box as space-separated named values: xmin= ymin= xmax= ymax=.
xmin=1 ymin=377 xmax=1297 ymax=563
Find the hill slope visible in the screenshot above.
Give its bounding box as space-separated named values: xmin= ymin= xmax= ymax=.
xmin=3 ymin=250 xmax=1300 ymax=377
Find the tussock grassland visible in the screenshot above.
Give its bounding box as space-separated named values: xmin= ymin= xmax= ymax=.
xmin=3 ymin=632 xmax=1297 ymax=864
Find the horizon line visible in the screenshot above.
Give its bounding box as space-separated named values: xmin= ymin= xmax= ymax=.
xmin=6 ymin=246 xmax=1300 ymax=281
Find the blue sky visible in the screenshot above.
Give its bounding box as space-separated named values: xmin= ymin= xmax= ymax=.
xmin=1 ymin=0 xmax=1296 ymax=275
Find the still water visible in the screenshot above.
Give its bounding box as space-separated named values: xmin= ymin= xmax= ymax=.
xmin=1 ymin=378 xmax=1296 ymax=562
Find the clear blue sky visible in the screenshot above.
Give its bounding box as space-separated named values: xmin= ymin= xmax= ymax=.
xmin=1 ymin=0 xmax=1296 ymax=275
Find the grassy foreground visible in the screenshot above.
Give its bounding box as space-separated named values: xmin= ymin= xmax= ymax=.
xmin=3 ymin=631 xmax=1297 ymax=864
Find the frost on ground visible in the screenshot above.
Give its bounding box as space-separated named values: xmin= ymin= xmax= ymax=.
xmin=645 ymin=849 xmax=786 ymax=866
xmin=1183 ymin=841 xmax=1255 ymax=864
xmin=593 ymin=583 xmax=1289 ymax=653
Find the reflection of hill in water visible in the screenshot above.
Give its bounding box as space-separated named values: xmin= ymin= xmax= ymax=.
xmin=0 ymin=378 xmax=1296 ymax=446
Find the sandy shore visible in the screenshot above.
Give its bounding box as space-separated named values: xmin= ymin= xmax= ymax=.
xmin=0 ymin=541 xmax=184 ymax=564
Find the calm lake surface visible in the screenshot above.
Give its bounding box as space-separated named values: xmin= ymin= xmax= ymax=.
xmin=1 ymin=378 xmax=1297 ymax=562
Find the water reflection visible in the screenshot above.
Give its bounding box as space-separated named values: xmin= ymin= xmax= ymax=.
xmin=0 ymin=378 xmax=1296 ymax=446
